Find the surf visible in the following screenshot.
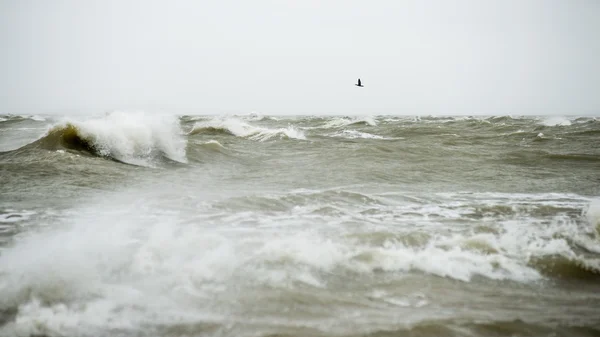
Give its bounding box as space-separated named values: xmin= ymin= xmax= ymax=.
xmin=24 ymin=111 xmax=187 ymax=167
xmin=189 ymin=117 xmax=305 ymax=141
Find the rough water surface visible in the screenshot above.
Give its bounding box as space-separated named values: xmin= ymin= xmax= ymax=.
xmin=1 ymin=112 xmax=599 ymax=337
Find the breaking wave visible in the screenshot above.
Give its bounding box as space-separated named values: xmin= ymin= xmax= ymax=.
xmin=321 ymin=116 xmax=378 ymax=129
xmin=0 ymin=190 xmax=599 ymax=336
xmin=329 ymin=130 xmax=401 ymax=140
xmin=209 ymin=190 xmax=600 ymax=282
xmin=30 ymin=111 xmax=187 ymax=167
xmin=0 ymin=114 xmax=47 ymax=123
xmin=587 ymin=199 xmax=600 ymax=235
xmin=539 ymin=116 xmax=572 ymax=127
xmin=189 ymin=117 xmax=305 ymax=141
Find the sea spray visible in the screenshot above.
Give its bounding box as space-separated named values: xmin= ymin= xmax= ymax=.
xmin=39 ymin=111 xmax=187 ymax=166
xmin=586 ymin=199 xmax=600 ymax=236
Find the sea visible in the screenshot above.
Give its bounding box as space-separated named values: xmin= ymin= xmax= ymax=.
xmin=0 ymin=111 xmax=599 ymax=337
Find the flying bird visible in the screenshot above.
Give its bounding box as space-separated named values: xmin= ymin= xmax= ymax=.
xmin=355 ymin=78 xmax=364 ymax=87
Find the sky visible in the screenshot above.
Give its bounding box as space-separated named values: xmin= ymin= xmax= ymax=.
xmin=1 ymin=0 xmax=599 ymax=116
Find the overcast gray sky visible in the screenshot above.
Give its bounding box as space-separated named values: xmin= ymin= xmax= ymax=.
xmin=1 ymin=0 xmax=599 ymax=115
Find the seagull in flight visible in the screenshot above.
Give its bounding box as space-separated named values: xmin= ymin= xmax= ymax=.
xmin=355 ymin=78 xmax=364 ymax=87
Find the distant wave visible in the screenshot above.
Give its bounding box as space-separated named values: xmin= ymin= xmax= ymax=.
xmin=539 ymin=116 xmax=572 ymax=127
xmin=200 ymin=139 xmax=225 ymax=150
xmin=30 ymin=111 xmax=187 ymax=167
xmin=189 ymin=117 xmax=305 ymax=141
xmin=235 ymin=111 xmax=280 ymax=122
xmin=0 ymin=114 xmax=47 ymax=124
xmin=321 ymin=116 xmax=377 ymax=129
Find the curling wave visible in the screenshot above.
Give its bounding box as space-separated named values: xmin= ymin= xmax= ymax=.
xmin=31 ymin=111 xmax=187 ymax=167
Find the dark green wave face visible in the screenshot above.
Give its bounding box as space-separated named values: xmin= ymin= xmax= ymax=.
xmin=1 ymin=112 xmax=600 ymax=337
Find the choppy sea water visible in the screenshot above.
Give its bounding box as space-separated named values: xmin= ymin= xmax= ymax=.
xmin=0 ymin=112 xmax=599 ymax=337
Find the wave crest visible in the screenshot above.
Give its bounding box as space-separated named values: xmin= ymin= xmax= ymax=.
xmin=189 ymin=117 xmax=305 ymax=141
xmin=0 ymin=114 xmax=46 ymax=123
xmin=539 ymin=116 xmax=572 ymax=127
xmin=321 ymin=116 xmax=377 ymax=129
xmin=35 ymin=111 xmax=187 ymax=166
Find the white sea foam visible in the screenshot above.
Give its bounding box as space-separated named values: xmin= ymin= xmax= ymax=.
xmin=349 ymin=244 xmax=541 ymax=282
xmin=191 ymin=117 xmax=305 ymax=141
xmin=0 ymin=115 xmax=46 ymax=122
xmin=328 ymin=129 xmax=404 ymax=140
xmin=0 ymin=190 xmax=596 ymax=336
xmin=331 ymin=130 xmax=385 ymax=139
xmin=539 ymin=116 xmax=572 ymax=126
xmin=30 ymin=115 xmax=46 ymax=122
xmin=586 ymin=199 xmax=600 ymax=235
xmin=321 ymin=116 xmax=377 ymax=129
xmin=56 ymin=111 xmax=187 ymax=166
